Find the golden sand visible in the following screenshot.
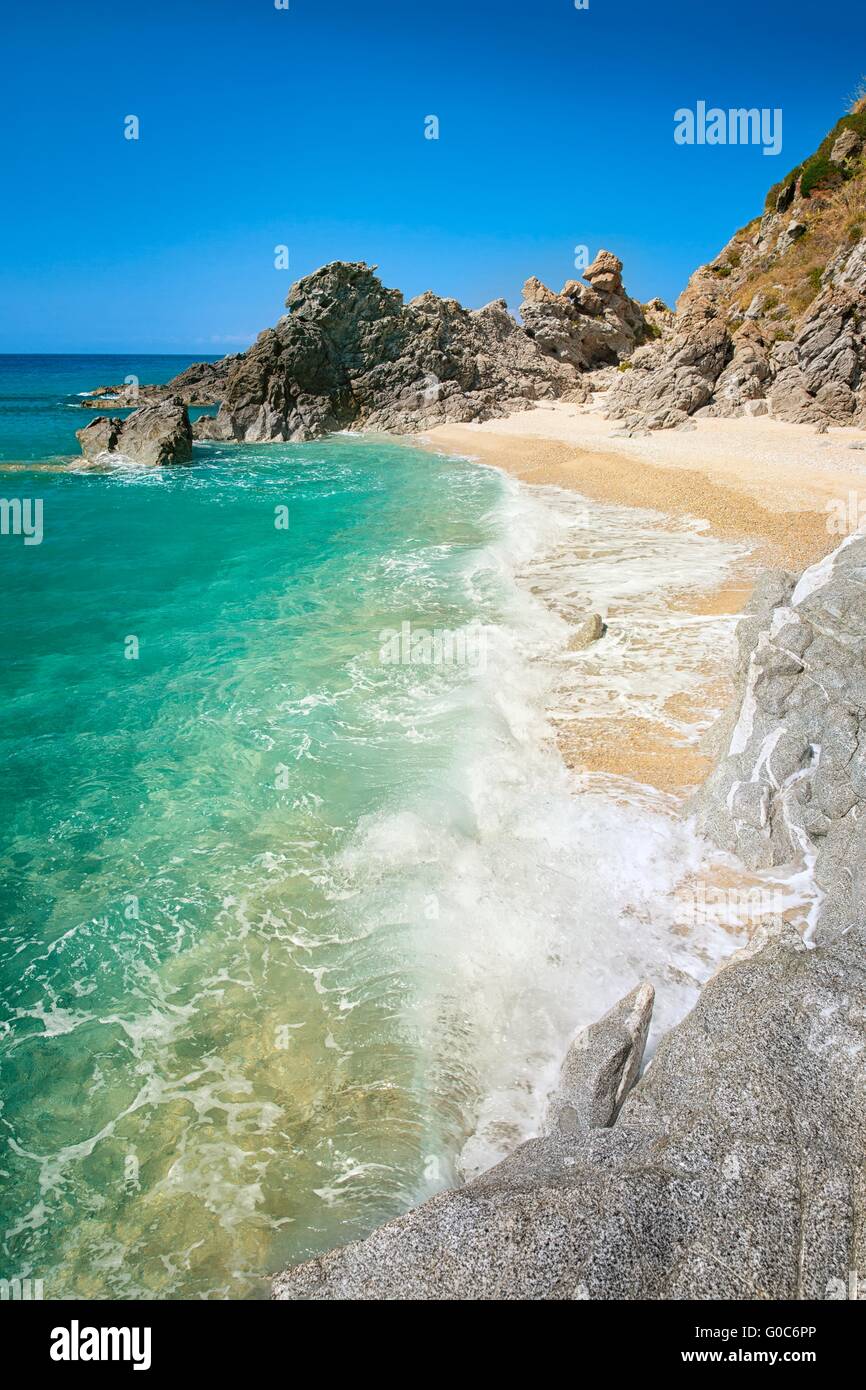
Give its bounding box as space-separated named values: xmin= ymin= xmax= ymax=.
xmin=417 ymin=408 xmax=862 ymax=797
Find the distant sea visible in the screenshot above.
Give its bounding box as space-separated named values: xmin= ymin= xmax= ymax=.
xmin=0 ymin=355 xmax=744 ymax=1297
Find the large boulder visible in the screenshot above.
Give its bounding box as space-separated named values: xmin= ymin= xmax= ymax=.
xmin=273 ymin=919 xmax=866 ymax=1300
xmin=76 ymin=399 xmax=193 ymax=466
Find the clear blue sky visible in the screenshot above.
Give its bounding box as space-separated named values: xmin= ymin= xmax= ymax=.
xmin=2 ymin=0 xmax=865 ymax=352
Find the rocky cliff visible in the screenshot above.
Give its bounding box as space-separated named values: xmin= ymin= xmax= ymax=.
xmin=77 ymin=254 xmax=653 ymax=458
xmin=606 ymin=103 xmax=866 ymax=430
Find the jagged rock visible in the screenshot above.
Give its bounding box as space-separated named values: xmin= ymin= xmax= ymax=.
xmin=583 ymin=249 xmax=624 ymax=294
xmin=546 ymin=982 xmax=654 ymax=1133
xmin=76 ymin=399 xmax=193 ymax=466
xmin=78 ymin=355 xmax=240 ymax=410
xmin=75 ymin=415 xmax=122 ymax=457
xmin=273 ymin=919 xmax=866 ymax=1300
xmin=606 ymin=300 xmax=731 ymax=429
xmin=520 ymin=251 xmax=651 ymax=372
xmin=710 ymin=322 xmax=772 ymax=414
xmin=691 ymin=534 xmax=866 ymax=940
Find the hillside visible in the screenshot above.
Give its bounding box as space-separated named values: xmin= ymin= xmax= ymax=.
xmin=605 ymin=100 xmax=866 ymax=430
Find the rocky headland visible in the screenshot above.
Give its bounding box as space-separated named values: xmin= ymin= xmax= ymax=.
xmin=74 ymin=252 xmax=653 ymax=463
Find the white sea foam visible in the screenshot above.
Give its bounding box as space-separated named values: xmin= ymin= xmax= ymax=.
xmin=329 ymin=472 xmax=754 ymax=1180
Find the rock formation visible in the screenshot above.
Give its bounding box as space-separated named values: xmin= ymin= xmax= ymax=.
xmin=274 ymin=916 xmax=866 ymax=1300
xmin=78 ymin=356 xmax=240 ymax=410
xmin=520 ymin=251 xmax=654 ymax=371
xmin=605 ymin=103 xmax=866 ymax=429
xmin=209 ymin=261 xmax=585 ymax=442
xmin=78 ymin=254 xmax=654 ymax=455
xmin=76 ymin=399 xmax=193 ymax=466
xmin=691 ymin=532 xmax=866 ymax=941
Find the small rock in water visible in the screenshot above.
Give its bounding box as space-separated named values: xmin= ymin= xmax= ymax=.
xmin=569 ymin=613 xmax=605 ymax=650
xmin=76 ymin=398 xmax=193 ymax=466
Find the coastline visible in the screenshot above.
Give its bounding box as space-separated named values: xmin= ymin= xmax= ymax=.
xmin=416 ymin=405 xmax=864 ymax=795
xmin=419 ymin=401 xmax=866 ymax=571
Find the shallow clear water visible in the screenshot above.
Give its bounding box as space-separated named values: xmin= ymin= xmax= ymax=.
xmin=1 ymin=359 xmax=751 ymax=1298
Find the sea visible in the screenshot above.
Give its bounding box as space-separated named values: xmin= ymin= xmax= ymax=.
xmin=0 ymin=355 xmax=750 ymax=1297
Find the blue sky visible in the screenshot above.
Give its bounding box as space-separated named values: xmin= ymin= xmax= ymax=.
xmin=2 ymin=0 xmax=865 ymax=352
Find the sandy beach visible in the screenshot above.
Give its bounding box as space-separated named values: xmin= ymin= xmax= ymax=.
xmin=418 ymin=402 xmax=866 ymax=795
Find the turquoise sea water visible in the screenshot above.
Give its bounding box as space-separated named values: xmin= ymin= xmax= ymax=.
xmin=0 ymin=358 xmax=532 ymax=1296
xmin=0 ymin=355 xmax=220 ymax=462
xmin=0 ymin=357 xmax=750 ymax=1299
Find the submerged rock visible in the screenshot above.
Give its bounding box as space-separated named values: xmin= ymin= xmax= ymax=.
xmin=76 ymin=399 xmax=193 ymax=466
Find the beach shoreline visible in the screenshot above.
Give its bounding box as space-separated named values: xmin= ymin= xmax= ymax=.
xmin=414 ymin=404 xmax=866 ymax=795
xmin=418 ymin=401 xmax=866 ymax=571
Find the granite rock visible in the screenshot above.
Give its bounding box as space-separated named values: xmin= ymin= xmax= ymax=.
xmin=273 ymin=920 xmax=866 ymax=1300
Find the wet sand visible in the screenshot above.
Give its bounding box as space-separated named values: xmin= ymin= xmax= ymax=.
xmin=418 ymin=406 xmax=865 ymax=795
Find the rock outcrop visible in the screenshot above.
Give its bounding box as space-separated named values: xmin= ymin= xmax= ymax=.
xmin=606 ymin=103 xmax=866 ymax=429
xmin=692 ymin=531 xmax=866 ymax=941
xmin=74 ymin=249 xmax=663 ymax=445
xmin=76 ymin=399 xmax=193 ymax=466
xmin=520 ymin=251 xmax=654 ymax=372
xmin=274 ymin=918 xmax=866 ymax=1300
xmin=78 ymin=356 xmax=240 ymax=410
